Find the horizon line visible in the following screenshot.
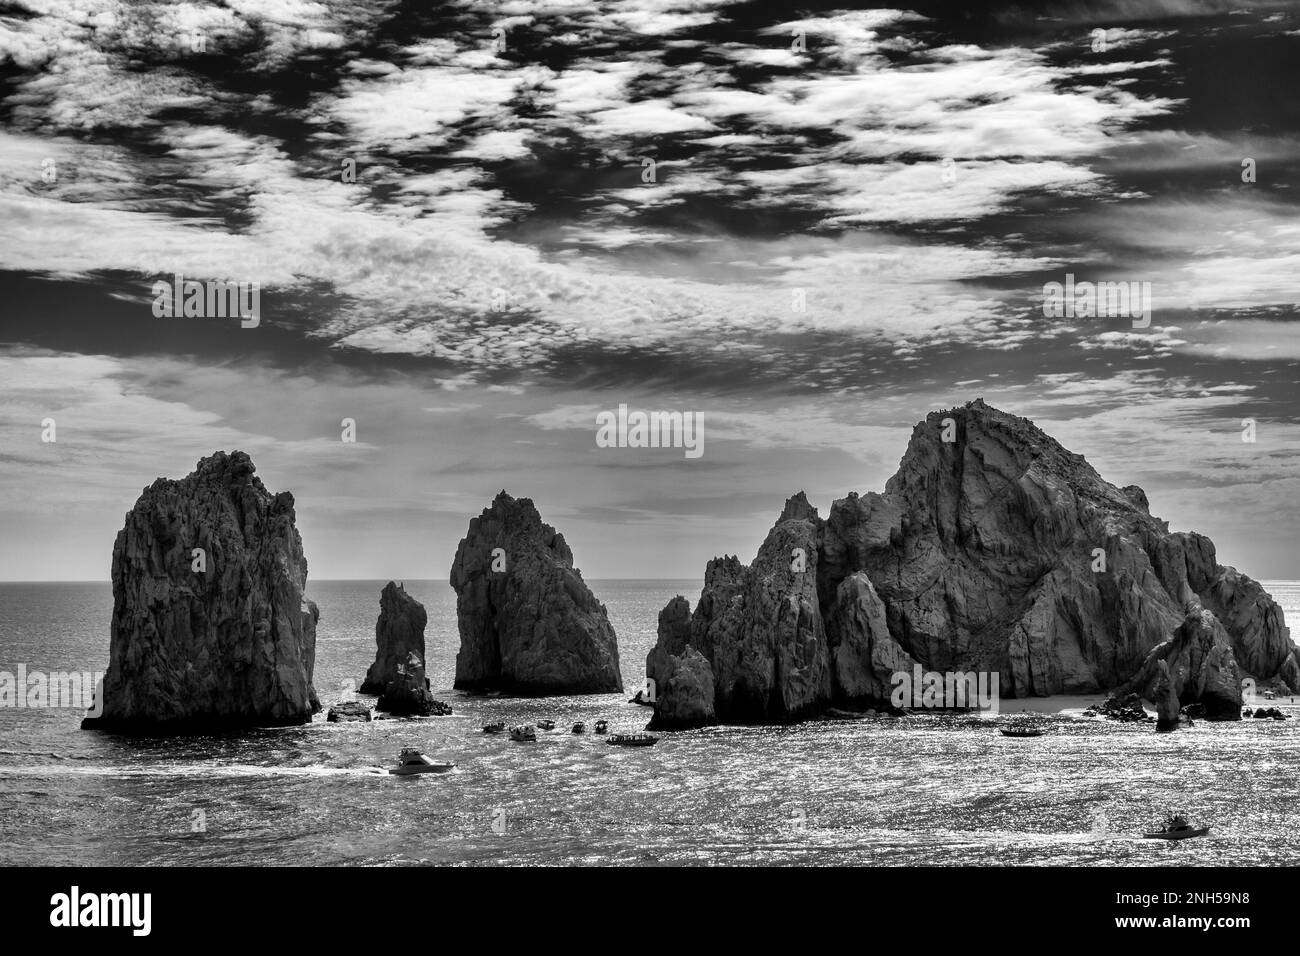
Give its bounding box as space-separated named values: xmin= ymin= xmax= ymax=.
xmin=0 ymin=577 xmax=708 ymax=585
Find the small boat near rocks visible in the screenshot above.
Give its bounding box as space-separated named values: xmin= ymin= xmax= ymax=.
xmin=999 ymin=728 xmax=1046 ymax=738
xmin=482 ymin=721 xmax=506 ymax=734
xmin=572 ymin=722 xmax=585 ymax=734
xmin=509 ymin=725 xmax=538 ymax=743
xmin=536 ymin=719 xmax=556 ymax=731
xmin=594 ymin=719 xmax=608 ymax=734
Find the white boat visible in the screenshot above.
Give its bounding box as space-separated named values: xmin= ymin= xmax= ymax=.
xmin=388 ymin=748 xmax=455 ymax=776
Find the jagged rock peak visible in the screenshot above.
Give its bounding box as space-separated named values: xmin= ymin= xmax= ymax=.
xmin=361 ymin=581 xmax=428 ymax=695
xmin=779 ymin=491 xmax=819 ymax=523
xmin=450 ymin=492 xmax=621 ymax=695
xmin=84 ymin=450 xmax=318 ymax=733
xmin=646 ymin=400 xmax=1296 ymax=727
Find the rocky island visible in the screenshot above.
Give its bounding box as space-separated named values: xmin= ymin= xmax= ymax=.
xmin=362 ymin=582 xmax=450 ymax=716
xmin=647 ymin=400 xmax=1298 ymax=729
xmin=361 ymin=581 xmax=427 ymax=695
xmin=83 ymin=451 xmax=320 ymax=733
xmin=450 ymin=491 xmax=622 ymax=695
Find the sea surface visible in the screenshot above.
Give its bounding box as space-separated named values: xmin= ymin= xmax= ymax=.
xmin=1 ymin=579 xmax=1299 ymax=867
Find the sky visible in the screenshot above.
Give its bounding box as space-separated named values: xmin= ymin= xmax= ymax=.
xmin=0 ymin=0 xmax=1297 ymax=582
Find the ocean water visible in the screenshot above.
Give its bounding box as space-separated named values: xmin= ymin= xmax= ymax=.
xmin=1 ymin=579 xmax=1298 ymax=867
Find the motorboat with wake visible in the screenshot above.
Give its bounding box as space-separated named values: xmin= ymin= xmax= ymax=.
xmin=389 ymin=748 xmax=455 ymax=776
xmin=1143 ymin=812 xmax=1209 ymax=840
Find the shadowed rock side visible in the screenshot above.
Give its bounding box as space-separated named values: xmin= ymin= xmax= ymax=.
xmin=1151 ymin=660 xmax=1181 ymax=731
xmin=360 ymin=582 xmax=427 ymax=695
xmin=376 ymin=650 xmax=450 ymax=716
xmin=1117 ymin=601 xmax=1242 ymax=720
xmin=450 ymin=492 xmax=622 ymax=695
xmin=83 ymin=451 xmax=319 ymax=733
xmin=648 ymin=400 xmax=1297 ymax=728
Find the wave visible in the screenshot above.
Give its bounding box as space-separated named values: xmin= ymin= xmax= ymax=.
xmin=0 ymin=749 xmax=93 ymax=760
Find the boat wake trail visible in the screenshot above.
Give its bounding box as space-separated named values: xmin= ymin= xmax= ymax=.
xmin=0 ymin=764 xmax=390 ymax=779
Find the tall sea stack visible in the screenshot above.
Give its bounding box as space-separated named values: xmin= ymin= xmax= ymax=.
xmin=83 ymin=451 xmax=320 ymax=733
xmin=647 ymin=400 xmax=1297 ymax=727
xmin=361 ymin=581 xmax=427 ymax=695
xmin=450 ymin=491 xmax=622 ymax=695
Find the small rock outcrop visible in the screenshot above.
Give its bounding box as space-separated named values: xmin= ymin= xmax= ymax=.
xmin=450 ymin=492 xmax=622 ymax=695
xmin=327 ymin=701 xmax=372 ymax=722
xmin=83 ymin=451 xmax=319 ymax=733
xmin=647 ymin=646 xmax=717 ymax=730
xmin=376 ymin=651 xmax=451 ymax=717
xmin=1249 ymin=707 xmax=1288 ymax=720
xmin=1083 ymin=693 xmax=1151 ymax=722
xmin=645 ymin=400 xmax=1296 ymax=726
xmin=361 ymin=582 xmax=427 ymax=695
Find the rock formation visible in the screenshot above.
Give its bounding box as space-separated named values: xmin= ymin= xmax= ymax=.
xmin=1151 ymin=660 xmax=1181 ymax=730
xmin=361 ymin=582 xmax=427 ymax=695
xmin=376 ymin=651 xmax=451 ymax=716
xmin=450 ymin=492 xmax=622 ymax=695
xmin=1083 ymin=693 xmax=1151 ymax=722
xmin=1118 ymin=601 xmax=1242 ymax=720
xmin=647 ymin=646 xmax=717 ymax=731
xmin=83 ymin=451 xmax=320 ymax=733
xmin=646 ymin=596 xmax=692 ymax=694
xmin=647 ymin=400 xmax=1296 ymax=727
xmin=327 ymin=701 xmax=372 ymax=722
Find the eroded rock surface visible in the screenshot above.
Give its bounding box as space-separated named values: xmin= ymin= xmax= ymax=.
xmin=450 ymin=492 xmax=622 ymax=695
xmin=361 ymin=582 xmax=427 ymax=695
xmin=647 ymin=646 xmax=717 ymax=731
xmin=646 ymin=400 xmax=1294 ymax=726
xmin=84 ymin=451 xmax=319 ymax=733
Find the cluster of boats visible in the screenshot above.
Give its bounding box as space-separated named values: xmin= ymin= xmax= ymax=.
xmin=388 ymin=719 xmax=660 ymax=773
xmin=482 ymin=717 xmax=622 ymax=741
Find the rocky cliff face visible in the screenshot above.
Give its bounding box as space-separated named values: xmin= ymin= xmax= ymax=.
xmin=83 ymin=451 xmax=319 ymax=733
xmin=646 ymin=595 xmax=691 ymax=695
xmin=450 ymin=492 xmax=622 ymax=695
xmin=361 ymin=582 xmax=427 ymax=695
xmin=647 ymin=400 xmax=1295 ymax=727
